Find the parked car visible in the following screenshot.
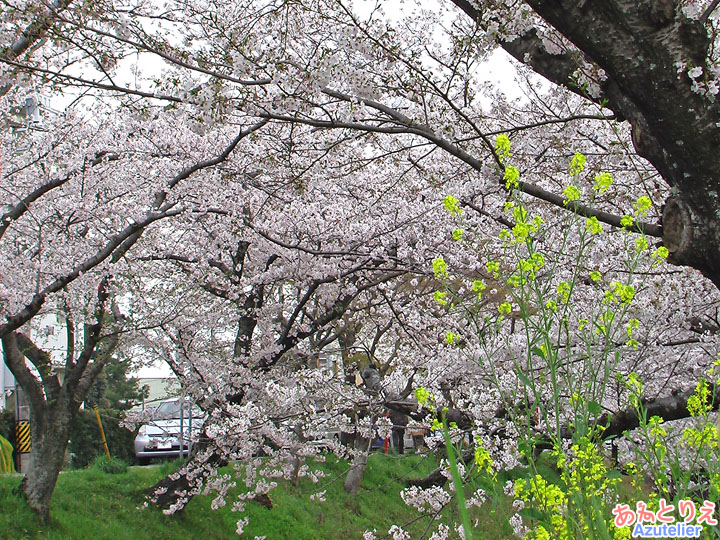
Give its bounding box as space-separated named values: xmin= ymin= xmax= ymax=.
xmin=308 ymin=427 xmax=341 ymax=449
xmin=134 ymin=398 xmax=204 ymax=465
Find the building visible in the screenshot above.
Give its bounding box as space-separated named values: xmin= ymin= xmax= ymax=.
xmin=0 ymin=362 xmax=14 ymax=411
xmin=7 ymin=91 xmax=58 ymax=134
xmin=136 ymin=377 xmax=181 ymax=410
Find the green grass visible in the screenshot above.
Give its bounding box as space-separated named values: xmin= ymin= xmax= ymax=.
xmin=0 ymin=452 xmax=473 ymax=540
xmin=5 ymin=450 xmax=623 ymax=539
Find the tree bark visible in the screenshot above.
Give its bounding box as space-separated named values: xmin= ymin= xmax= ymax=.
xmin=343 ymin=434 xmax=372 ymax=496
xmin=453 ymin=0 xmax=720 ymax=287
xmin=19 ymin=402 xmax=74 ymax=522
xmin=146 ymin=424 xmax=226 ymax=512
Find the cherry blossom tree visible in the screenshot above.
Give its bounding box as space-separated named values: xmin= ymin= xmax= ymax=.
xmin=0 ymin=95 xmax=269 ymax=519
xmin=112 ymin=119 xmax=461 ymax=511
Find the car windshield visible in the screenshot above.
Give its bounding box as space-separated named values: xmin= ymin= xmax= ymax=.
xmin=154 ymin=400 xmax=203 ymax=419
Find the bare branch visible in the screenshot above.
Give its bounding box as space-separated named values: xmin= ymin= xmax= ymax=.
xmin=701 ymin=0 xmax=720 ymax=23
xmin=14 ymin=333 xmax=61 ymax=401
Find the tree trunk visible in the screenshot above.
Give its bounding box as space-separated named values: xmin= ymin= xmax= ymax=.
xmin=288 ymin=454 xmax=304 ymax=487
xmin=147 ymin=424 xmax=225 ymax=512
xmin=451 ymin=0 xmax=720 ymax=287
xmin=20 ymin=405 xmax=73 ymax=522
xmin=343 ymin=435 xmax=371 ymax=496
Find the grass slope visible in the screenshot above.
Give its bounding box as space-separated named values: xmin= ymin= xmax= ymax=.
xmin=0 ymin=453 xmax=457 ymax=540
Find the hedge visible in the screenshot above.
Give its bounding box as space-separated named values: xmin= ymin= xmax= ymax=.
xmin=0 ymin=433 xmax=15 ymax=474
xmin=68 ymin=408 xmax=137 ymax=468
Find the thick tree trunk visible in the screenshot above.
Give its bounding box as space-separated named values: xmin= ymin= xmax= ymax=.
xmin=147 ymin=424 xmax=225 ymax=512
xmin=20 ymin=405 xmax=73 ymax=522
xmin=343 ymin=435 xmax=371 ymax=496
xmin=408 ymin=449 xmax=475 ymax=489
xmin=453 ymin=0 xmax=720 ymax=287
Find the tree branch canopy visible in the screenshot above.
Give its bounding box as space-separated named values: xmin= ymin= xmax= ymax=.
xmin=453 ymin=0 xmax=720 ymax=286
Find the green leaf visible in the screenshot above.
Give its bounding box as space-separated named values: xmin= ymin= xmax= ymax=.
xmin=588 ymin=400 xmax=602 ymax=415
xmin=517 ymin=371 xmax=533 ymax=388
xmin=517 ymin=440 xmax=533 ymax=459
xmin=519 ymin=507 xmax=549 ymax=523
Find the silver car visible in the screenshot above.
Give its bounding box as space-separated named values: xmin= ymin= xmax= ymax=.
xmin=134 ymin=399 xmax=204 ymax=465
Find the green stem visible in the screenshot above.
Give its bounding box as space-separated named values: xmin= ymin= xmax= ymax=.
xmin=442 ymin=413 xmax=473 ymax=540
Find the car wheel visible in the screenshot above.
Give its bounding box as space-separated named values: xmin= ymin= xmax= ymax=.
xmin=138 ymin=456 xmax=150 ymax=466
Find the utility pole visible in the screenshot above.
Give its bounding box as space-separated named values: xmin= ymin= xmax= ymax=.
xmin=14 ymin=384 xmax=31 ymax=472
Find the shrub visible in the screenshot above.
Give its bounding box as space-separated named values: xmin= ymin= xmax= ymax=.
xmin=92 ymin=455 xmax=128 ymax=474
xmin=0 ymin=434 xmax=15 ymax=474
xmin=68 ymin=408 xmax=136 ymax=468
xmin=0 ymin=409 xmax=16 ymax=470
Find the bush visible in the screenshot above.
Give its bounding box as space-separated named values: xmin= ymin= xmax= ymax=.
xmin=0 ymin=434 xmax=15 ymax=474
xmin=0 ymin=409 xmax=16 ymax=470
xmin=68 ymin=408 xmax=136 ymax=468
xmin=92 ymin=455 xmax=128 ymax=474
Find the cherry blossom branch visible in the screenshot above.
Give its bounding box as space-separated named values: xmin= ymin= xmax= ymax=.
xmin=516 ymin=182 xmax=663 ymax=237
xmin=111 ymin=120 xmax=268 ymax=263
xmin=404 ymin=381 xmax=720 ymax=489
xmin=54 ymin=16 xmax=273 ymax=87
xmin=262 ymin=272 xmax=404 ymax=369
xmin=0 ymin=151 xmax=119 ymax=242
xmin=64 ymin=277 xmax=108 ymax=380
xmin=166 ymin=120 xmax=268 ymax=191
xmin=480 ymin=114 xmax=617 ymax=136
xmin=265 ymin=94 xmax=663 ymax=237
xmin=461 ymin=198 xmax=514 ymax=229
xmin=0 ymin=57 xmax=183 ymax=102
xmin=0 ymin=0 xmax=75 ymax=96
xmin=73 ymin=300 xmax=124 ymax=403
xmin=259 ymin=110 xmax=425 ymax=136
xmin=251 ymin=226 xmax=365 ymax=257
xmin=141 ymin=254 xmax=235 ymax=299
xmin=14 ymin=332 xmax=61 ymax=400
xmin=73 ymin=328 xmax=120 ymax=402
xmin=400 ymin=112 xmax=663 ymax=238
xmin=0 ymin=207 xmax=182 ymax=337
xmin=277 ymin=259 xmax=382 ymax=346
